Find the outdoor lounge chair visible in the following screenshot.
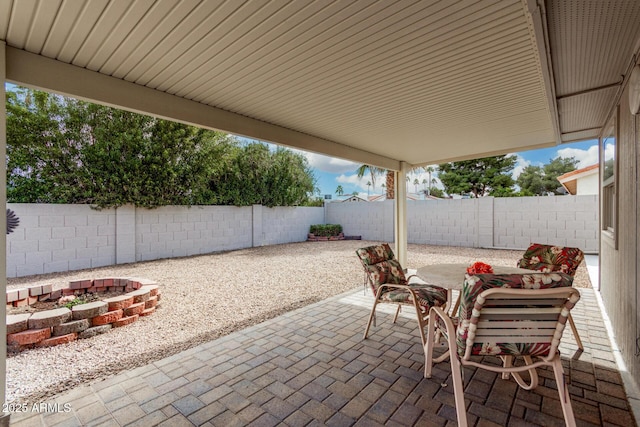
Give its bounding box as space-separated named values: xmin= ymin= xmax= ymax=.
xmin=355 ymin=243 xmax=447 ymax=348
xmin=424 ymin=272 xmax=579 ymax=426
xmin=517 ymin=243 xmax=585 ymax=350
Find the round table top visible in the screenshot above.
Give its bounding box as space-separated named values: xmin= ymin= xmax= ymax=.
xmin=415 ymin=263 xmax=535 ymax=290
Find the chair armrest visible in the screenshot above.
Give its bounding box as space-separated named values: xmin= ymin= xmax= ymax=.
xmin=376 ymin=283 xmax=412 ymax=296
xmin=429 ymin=306 xmax=456 ymax=332
xmin=406 ymin=274 xmax=427 ymax=285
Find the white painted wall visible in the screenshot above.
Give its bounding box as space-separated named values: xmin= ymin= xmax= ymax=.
xmin=576 ymin=173 xmax=599 ymax=195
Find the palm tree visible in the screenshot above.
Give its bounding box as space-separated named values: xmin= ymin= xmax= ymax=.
xmin=425 ymin=166 xmax=435 ymax=196
xmin=335 ymin=185 xmax=344 ymax=196
xmin=413 ymin=178 xmax=419 ymax=193
xmin=366 ymin=181 xmax=371 ymax=197
xmin=356 ymin=165 xmax=393 ymax=199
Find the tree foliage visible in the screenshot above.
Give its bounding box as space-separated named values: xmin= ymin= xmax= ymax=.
xmin=517 ymin=157 xmax=578 ymax=195
xmin=6 ymin=87 xmax=316 ymax=208
xmin=438 ymin=155 xmax=517 ymax=197
xmin=207 ymin=143 xmax=316 ymax=207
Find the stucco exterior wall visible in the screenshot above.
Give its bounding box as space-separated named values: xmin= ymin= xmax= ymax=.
xmin=577 ymin=173 xmax=599 ymax=195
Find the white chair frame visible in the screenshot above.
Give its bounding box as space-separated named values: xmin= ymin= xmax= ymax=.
xmin=424 ymin=287 xmax=580 ymax=427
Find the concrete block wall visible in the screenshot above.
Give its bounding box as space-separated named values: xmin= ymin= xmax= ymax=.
xmin=325 ymin=200 xmax=395 ymax=242
xmin=407 ymin=199 xmax=478 ymax=247
xmin=492 ymin=195 xmax=599 ymax=251
xmin=134 ymin=205 xmax=253 ymax=262
xmin=327 ymin=195 xmax=599 ymax=253
xmin=258 ymin=206 xmax=325 ymax=246
xmin=6 ymin=204 xmax=116 ymax=277
xmin=7 ymin=204 xmax=324 ymax=278
xmin=6 ymin=197 xmax=598 ymax=278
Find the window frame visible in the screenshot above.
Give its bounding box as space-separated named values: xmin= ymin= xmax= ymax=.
xmin=600 ymin=106 xmax=618 ymax=249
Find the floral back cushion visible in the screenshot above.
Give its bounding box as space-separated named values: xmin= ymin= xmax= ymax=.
xmin=355 ymin=244 xmax=407 ymax=292
xmin=456 ymin=272 xmax=574 ymax=358
xmin=517 ymin=243 xmax=584 ymax=276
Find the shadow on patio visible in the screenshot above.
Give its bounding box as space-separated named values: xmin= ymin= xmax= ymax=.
xmin=9 ymin=281 xmax=637 ymax=426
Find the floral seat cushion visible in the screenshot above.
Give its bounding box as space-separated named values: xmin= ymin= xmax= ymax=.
xmin=355 ymin=243 xmax=447 ymax=310
xmin=356 ymin=244 xmax=408 ymax=292
xmin=456 ymin=272 xmax=574 ymax=358
xmin=379 ymin=285 xmax=448 ymax=311
xmin=517 ymin=243 xmax=584 ymax=276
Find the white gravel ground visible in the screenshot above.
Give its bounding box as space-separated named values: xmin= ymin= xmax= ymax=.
xmin=5 ymin=241 xmax=592 ymax=404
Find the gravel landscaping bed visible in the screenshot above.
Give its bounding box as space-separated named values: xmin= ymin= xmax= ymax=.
xmin=5 ymin=241 xmax=592 ymax=404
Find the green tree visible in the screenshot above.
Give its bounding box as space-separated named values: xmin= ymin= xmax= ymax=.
xmin=542 ymin=157 xmax=578 ymax=194
xmin=335 ymin=185 xmax=344 ymax=196
xmin=413 ymin=178 xmax=419 ymax=193
xmin=7 ymin=87 xmax=316 ymax=208
xmin=207 ymin=143 xmax=316 ymax=207
xmin=428 ymin=186 xmax=445 ymax=198
xmin=6 ymin=88 xmax=231 ymax=208
xmin=438 ymin=155 xmax=517 ymax=197
xmin=516 ymin=165 xmax=545 ymax=196
xmin=517 ymin=157 xmax=578 ymax=196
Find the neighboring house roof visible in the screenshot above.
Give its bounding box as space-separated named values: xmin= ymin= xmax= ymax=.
xmin=341 ymin=195 xmax=369 ymax=202
xmin=367 ymin=193 xmax=431 ymax=202
xmin=557 ymin=164 xmax=599 ymax=195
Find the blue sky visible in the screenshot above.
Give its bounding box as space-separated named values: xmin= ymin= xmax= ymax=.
xmin=301 ymin=139 xmax=600 ymax=197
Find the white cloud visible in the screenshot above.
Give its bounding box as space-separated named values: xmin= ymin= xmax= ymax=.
xmin=557 ymin=145 xmax=599 ymax=168
xmin=336 ymin=173 xmax=373 ymax=192
xmin=511 ymin=154 xmax=531 ymax=180
xmin=247 ymin=140 xmax=361 ymax=174
xmin=303 ymin=152 xmax=360 ymax=174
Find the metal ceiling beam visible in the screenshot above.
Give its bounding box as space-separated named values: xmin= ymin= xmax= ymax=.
xmin=5 ymin=47 xmax=400 ymax=172
xmin=556 ymin=81 xmax=623 ymax=100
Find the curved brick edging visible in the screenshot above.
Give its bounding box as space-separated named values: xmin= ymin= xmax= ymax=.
xmin=6 ymin=278 xmax=161 ymax=351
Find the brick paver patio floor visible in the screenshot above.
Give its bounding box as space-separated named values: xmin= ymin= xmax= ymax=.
xmin=9 ymin=287 xmax=637 ymax=426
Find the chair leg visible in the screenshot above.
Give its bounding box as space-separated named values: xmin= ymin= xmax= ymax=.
xmin=412 ymin=301 xmax=428 ymax=348
xmin=551 ymin=356 xmax=577 ymax=427
xmin=363 ymin=298 xmax=380 ymax=340
xmin=424 ymin=310 xmax=436 ymax=378
xmin=568 ymin=313 xmax=584 ymax=351
xmin=502 ymin=356 xmax=538 ymax=390
xmin=501 ymin=356 xmax=512 ymax=380
xmin=392 ymin=304 xmax=401 ymax=323
xmin=450 ymin=354 xmax=469 ymax=427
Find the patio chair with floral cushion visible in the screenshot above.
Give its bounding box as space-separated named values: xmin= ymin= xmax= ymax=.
xmin=517 ymin=243 xmax=585 ymax=350
xmin=424 ymin=272 xmax=579 ymax=427
xmin=355 ymin=243 xmax=447 ymax=348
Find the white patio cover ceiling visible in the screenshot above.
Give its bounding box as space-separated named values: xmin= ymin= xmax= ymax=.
xmin=2 ymin=0 xmax=640 ymax=170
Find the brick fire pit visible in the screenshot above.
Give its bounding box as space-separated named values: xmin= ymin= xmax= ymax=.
xmin=6 ymin=278 xmax=161 ymax=351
